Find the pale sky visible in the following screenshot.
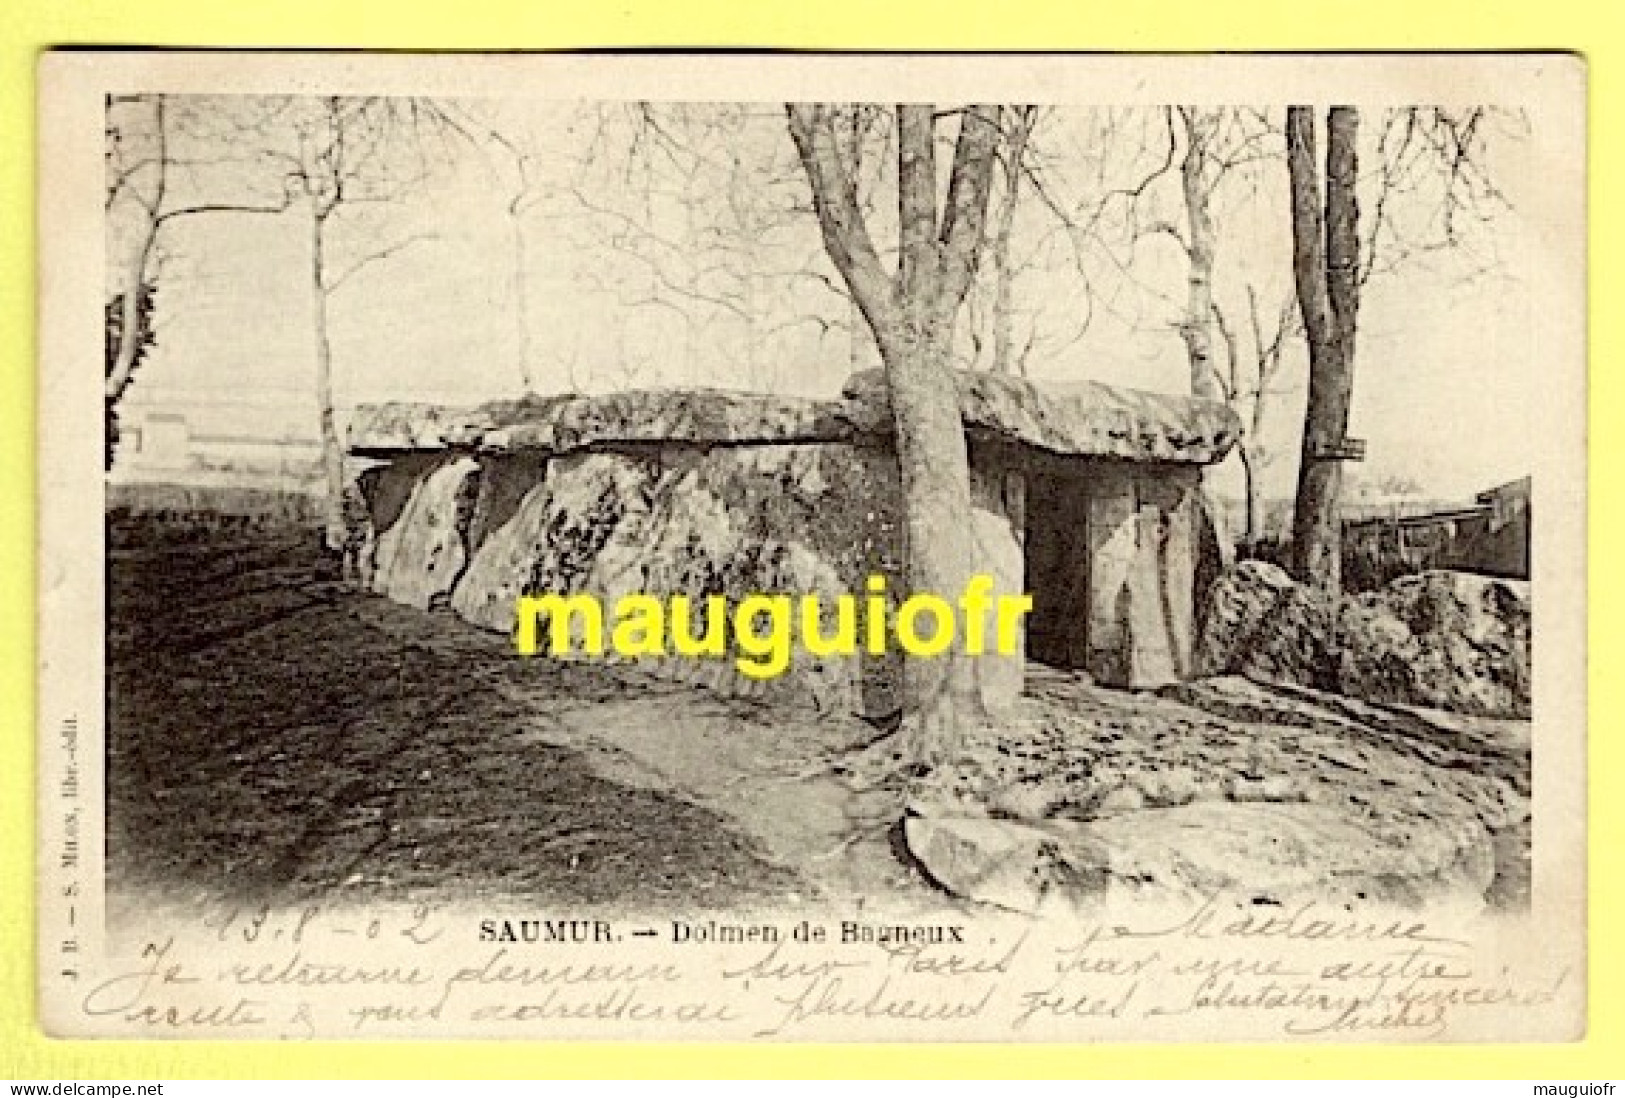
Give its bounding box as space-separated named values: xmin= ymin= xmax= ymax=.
xmin=113 ymin=99 xmax=1548 ymax=502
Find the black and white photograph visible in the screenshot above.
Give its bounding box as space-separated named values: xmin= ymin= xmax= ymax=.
xmin=38 ymin=52 xmax=1586 ymax=1041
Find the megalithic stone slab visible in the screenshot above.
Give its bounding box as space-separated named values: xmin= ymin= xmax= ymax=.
xmin=1134 ymin=469 xmax=1200 ymax=685
xmin=1086 ymin=467 xmax=1138 ymax=688
xmin=367 ymin=454 xmax=480 ymax=611
xmin=965 ymin=462 xmax=1027 ymax=710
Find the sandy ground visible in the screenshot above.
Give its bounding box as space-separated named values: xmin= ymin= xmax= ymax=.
xmin=106 ymin=532 xmax=1529 ymax=925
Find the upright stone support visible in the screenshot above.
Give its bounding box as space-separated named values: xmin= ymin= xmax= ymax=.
xmin=1087 ymin=466 xmax=1201 ymax=689
xmin=1127 ymin=485 xmax=1180 ymax=686
xmin=967 ymin=463 xmax=1027 ymax=711
xmin=1086 ymin=468 xmax=1139 ymax=687
xmin=366 ymin=454 xmax=480 ymax=610
xmin=1159 ymin=469 xmax=1200 ymax=679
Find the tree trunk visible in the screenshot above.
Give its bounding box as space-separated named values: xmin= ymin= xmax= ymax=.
xmin=887 ymin=103 xmax=990 ymax=767
xmin=311 ymin=209 xmax=347 ymax=554
xmin=990 ymin=208 xmax=1016 ymax=374
xmin=875 ymin=311 xmax=983 ymax=768
xmin=1178 ymin=108 xmax=1225 ymax=403
xmin=509 ymin=207 xmax=534 ymax=393
xmin=1238 ymin=442 xmax=1261 ymax=550
xmin=989 ymin=109 xmax=1032 ymax=375
xmin=1287 ymin=106 xmax=1362 ymax=593
xmin=787 ymin=102 xmax=1001 ymax=771
xmin=1175 ymin=108 xmax=1236 ymax=570
xmin=1245 ymin=353 xmax=1273 ymax=551
xmin=108 ymin=229 xmax=157 ymax=405
xmin=106 ymin=96 xmax=166 ymax=407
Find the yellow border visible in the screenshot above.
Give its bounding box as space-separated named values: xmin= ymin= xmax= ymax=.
xmin=3 ymin=0 xmax=1617 ymax=1079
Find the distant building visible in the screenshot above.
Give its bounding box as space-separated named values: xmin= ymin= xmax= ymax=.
xmin=1342 ymin=476 xmax=1530 ymax=589
xmin=111 ymin=389 xmax=327 ymax=490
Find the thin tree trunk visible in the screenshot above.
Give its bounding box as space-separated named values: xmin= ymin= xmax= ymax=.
xmin=991 ymin=227 xmax=1015 ymax=374
xmin=1287 ymin=106 xmax=1362 ymax=592
xmin=108 ymin=233 xmax=157 ymax=405
xmin=1179 ymin=107 xmax=1224 ymax=403
xmin=311 ymin=209 xmax=347 ymax=554
xmin=509 ymin=206 xmax=534 ymax=393
xmin=1174 ymin=108 xmax=1237 ymax=571
xmin=989 ymin=109 xmax=1032 ymax=375
xmin=1246 ymin=391 xmax=1271 ymax=550
xmin=1236 ymin=442 xmax=1260 ymax=549
xmin=107 ymin=96 xmax=166 ymax=405
xmin=680 ymin=197 xmax=703 ymax=382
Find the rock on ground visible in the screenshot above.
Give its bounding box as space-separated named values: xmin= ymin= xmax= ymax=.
xmin=1337 ymin=570 xmax=1531 ymax=718
xmin=906 ymin=799 xmax=1495 ymax=915
xmin=904 ymin=665 xmax=1528 ymax=914
xmin=903 ymin=815 xmax=1111 ymax=915
xmin=1196 ymin=561 xmax=1531 ymax=719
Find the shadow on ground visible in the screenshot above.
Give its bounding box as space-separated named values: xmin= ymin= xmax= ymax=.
xmin=107 ymin=535 xmax=810 ymax=916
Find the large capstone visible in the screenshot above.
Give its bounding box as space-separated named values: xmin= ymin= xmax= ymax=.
xmin=352 ymin=371 xmax=1240 ymax=466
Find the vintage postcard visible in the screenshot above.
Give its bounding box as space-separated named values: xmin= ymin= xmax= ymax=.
xmin=37 ymin=51 xmax=1586 ymax=1041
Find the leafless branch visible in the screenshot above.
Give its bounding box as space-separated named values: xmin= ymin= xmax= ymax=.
xmin=323 ymin=231 xmax=438 ymax=293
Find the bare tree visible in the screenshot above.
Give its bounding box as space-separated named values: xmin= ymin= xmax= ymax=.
xmin=1012 ymin=107 xmax=1275 ymax=394
xmin=435 ymin=102 xmax=548 ymax=393
xmin=1078 ymin=107 xmax=1283 ymax=405
xmin=546 ymin=105 xmax=778 ymax=387
xmin=1360 ymin=107 xmax=1522 ymax=286
xmin=1170 ymin=109 xmax=1304 ymax=554
xmin=1212 ymin=284 xmax=1299 ymax=548
xmin=103 ymin=95 xmax=298 ymax=463
xmin=1037 ymin=107 xmax=1284 ymax=555
xmin=982 ymin=106 xmax=1039 ymax=375
xmin=788 ymin=103 xmax=1003 ymax=769
xmin=1019 ymin=108 xmax=1186 ymax=349
xmin=1286 ymin=106 xmax=1362 ymax=592
xmin=539 ymin=103 xmax=901 ymax=394
xmin=1175 ymin=107 xmax=1225 ymax=402
xmin=1283 ymin=106 xmax=1518 ymax=588
xmin=281 ymin=96 xmax=448 ymax=551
